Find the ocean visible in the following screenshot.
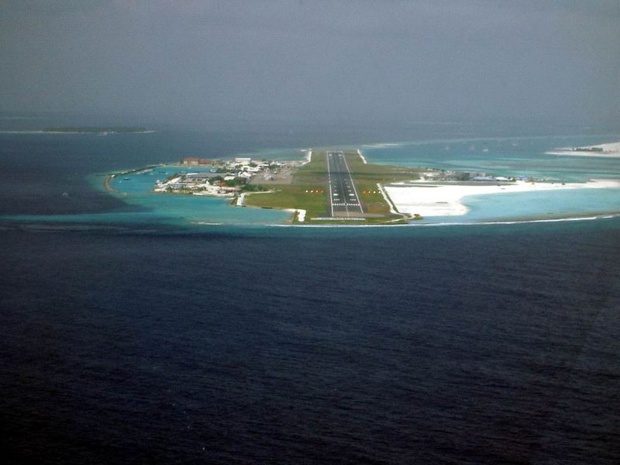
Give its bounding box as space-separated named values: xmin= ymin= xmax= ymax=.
xmin=1 ymin=118 xmax=619 ymax=464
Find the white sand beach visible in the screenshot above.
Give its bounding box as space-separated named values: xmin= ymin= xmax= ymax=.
xmin=384 ymin=179 xmax=620 ymax=217
xmin=296 ymin=209 xmax=306 ymax=222
xmin=547 ymin=142 xmax=620 ymax=158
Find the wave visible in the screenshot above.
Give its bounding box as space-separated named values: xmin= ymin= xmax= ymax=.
xmin=3 ymin=211 xmax=618 ymax=233
xmin=410 ymin=214 xmax=619 ymax=227
xmin=271 ymin=212 xmax=620 ymax=229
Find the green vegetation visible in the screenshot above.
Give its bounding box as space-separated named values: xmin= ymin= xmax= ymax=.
xmin=240 ymin=184 xmax=269 ymax=192
xmin=243 ymin=150 xmax=424 ymax=224
xmin=43 ymin=126 xmax=150 ymax=133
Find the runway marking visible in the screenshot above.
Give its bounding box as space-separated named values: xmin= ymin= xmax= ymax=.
xmin=326 ymin=151 xmax=364 ymax=217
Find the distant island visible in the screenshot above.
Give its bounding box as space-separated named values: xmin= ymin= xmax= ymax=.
xmin=546 ymin=141 xmax=620 ymax=158
xmin=43 ymin=126 xmax=152 ymax=134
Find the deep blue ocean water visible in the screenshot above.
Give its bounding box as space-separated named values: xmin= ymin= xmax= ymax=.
xmin=1 ymin=118 xmax=619 ymax=464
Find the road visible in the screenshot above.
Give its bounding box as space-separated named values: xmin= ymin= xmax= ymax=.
xmin=327 ymin=151 xmax=364 ymax=217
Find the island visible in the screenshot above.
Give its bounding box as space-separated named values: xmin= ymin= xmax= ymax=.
xmin=43 ymin=126 xmax=153 ymax=135
xmin=546 ymin=141 xmax=620 ymax=158
xmin=104 ymin=148 xmax=619 ymax=225
xmin=149 ymin=150 xmax=595 ymax=225
xmin=150 ymin=151 xmax=433 ymax=224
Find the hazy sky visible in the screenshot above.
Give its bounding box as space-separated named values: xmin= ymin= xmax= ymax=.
xmin=1 ymin=0 xmax=618 ymax=126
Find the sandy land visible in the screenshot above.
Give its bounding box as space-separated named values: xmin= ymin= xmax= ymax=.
xmin=281 ymin=209 xmax=307 ymax=222
xmin=547 ymin=142 xmax=620 ymax=158
xmin=384 ymin=179 xmax=620 ymax=217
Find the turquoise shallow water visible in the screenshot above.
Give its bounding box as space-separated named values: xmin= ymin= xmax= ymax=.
xmin=1 ymin=131 xmax=618 ymax=226
xmin=105 ymin=166 xmax=290 ymax=225
xmin=362 ymin=134 xmax=620 ymax=224
xmin=460 ymin=188 xmax=620 ymax=223
xmin=362 ymin=134 xmax=620 ymax=181
xmin=100 ymin=134 xmax=620 ymax=226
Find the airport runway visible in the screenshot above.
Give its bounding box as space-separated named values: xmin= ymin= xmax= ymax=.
xmin=326 ymin=151 xmax=364 ymax=217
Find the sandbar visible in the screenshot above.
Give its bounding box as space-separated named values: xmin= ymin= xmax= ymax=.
xmin=546 ymin=142 xmax=620 ymax=158
xmin=384 ymin=179 xmax=620 ymax=217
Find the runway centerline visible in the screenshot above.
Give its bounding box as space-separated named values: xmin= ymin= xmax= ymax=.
xmin=326 ymin=151 xmax=364 ymax=217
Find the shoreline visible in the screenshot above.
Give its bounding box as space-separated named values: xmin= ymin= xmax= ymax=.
xmin=103 ymin=174 xmax=119 ymax=194
xmin=2 ymin=210 xmax=619 ymax=231
xmin=270 ymin=212 xmax=620 ymax=228
xmin=546 ymin=141 xmax=620 ymax=158
xmin=96 ymin=144 xmax=620 ymax=226
xmin=384 ymin=179 xmax=620 ymax=218
xmin=103 ymin=165 xmax=160 ymax=195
